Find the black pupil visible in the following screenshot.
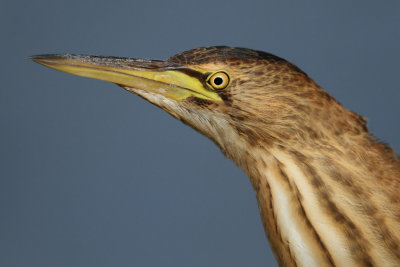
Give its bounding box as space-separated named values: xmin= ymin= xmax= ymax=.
xmin=214 ymin=76 xmax=224 ymax=86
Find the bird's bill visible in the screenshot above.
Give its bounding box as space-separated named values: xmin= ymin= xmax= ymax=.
xmin=30 ymin=54 xmax=222 ymax=102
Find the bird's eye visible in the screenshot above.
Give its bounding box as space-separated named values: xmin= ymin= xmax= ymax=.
xmin=207 ymin=71 xmax=230 ymax=90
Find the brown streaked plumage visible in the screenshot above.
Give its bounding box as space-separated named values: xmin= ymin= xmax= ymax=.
xmin=31 ymin=46 xmax=400 ymax=267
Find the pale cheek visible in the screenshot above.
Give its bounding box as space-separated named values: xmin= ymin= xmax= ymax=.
xmin=124 ymin=86 xmax=248 ymax=161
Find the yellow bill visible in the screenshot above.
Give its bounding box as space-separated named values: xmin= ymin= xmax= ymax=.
xmin=30 ymin=54 xmax=222 ymax=102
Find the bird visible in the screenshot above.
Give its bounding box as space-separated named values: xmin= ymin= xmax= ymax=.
xmin=31 ymin=46 xmax=400 ymax=267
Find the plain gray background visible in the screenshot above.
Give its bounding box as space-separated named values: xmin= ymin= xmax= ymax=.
xmin=1 ymin=1 xmax=399 ymax=266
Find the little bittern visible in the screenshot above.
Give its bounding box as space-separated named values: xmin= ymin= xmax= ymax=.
xmin=31 ymin=46 xmax=400 ymax=267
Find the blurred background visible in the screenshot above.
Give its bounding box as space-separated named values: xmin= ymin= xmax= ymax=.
xmin=1 ymin=1 xmax=399 ymax=266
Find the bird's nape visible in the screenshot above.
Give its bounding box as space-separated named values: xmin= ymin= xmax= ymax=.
xmin=31 ymin=46 xmax=400 ymax=267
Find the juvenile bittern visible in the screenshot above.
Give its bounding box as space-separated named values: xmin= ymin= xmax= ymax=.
xmin=31 ymin=46 xmax=400 ymax=266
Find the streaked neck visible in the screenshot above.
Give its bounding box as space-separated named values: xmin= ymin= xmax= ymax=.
xmin=236 ymin=138 xmax=400 ymax=267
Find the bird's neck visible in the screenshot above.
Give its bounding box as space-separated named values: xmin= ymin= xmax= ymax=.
xmin=225 ymin=133 xmax=400 ymax=267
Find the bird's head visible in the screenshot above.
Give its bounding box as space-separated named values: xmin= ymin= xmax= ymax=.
xmin=31 ymin=46 xmax=366 ymax=162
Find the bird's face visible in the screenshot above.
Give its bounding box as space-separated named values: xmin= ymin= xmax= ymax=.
xmin=31 ymin=46 xmax=318 ymax=158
